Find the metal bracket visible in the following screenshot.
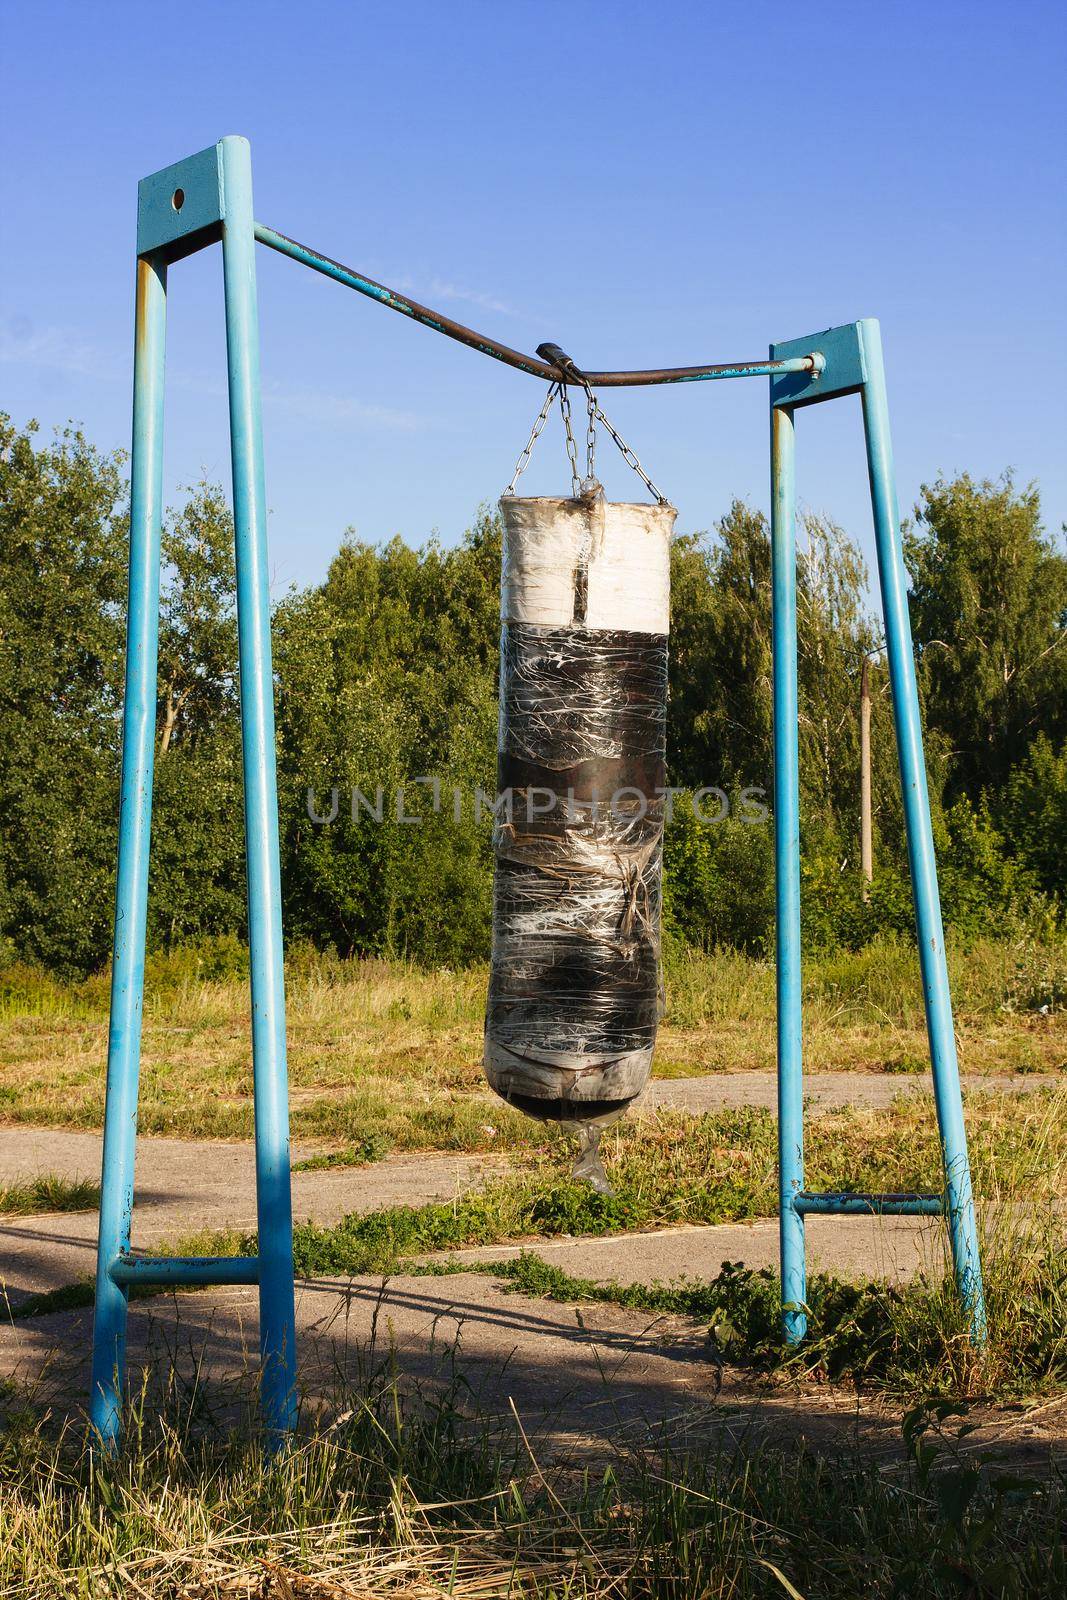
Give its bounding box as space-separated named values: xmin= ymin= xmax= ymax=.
xmin=137 ymin=140 xmax=227 ymax=261
xmin=770 ymin=319 xmax=868 ymax=409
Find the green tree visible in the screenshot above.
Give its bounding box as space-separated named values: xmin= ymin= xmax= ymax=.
xmin=999 ymin=735 xmax=1067 ymax=898
xmin=157 ymin=483 xmax=238 ymax=753
xmin=148 ymin=484 xmax=245 ymax=948
xmin=0 ymin=416 xmax=126 ymax=974
xmin=906 ymin=474 xmax=1067 ymax=800
xmin=668 ymin=503 xmax=772 ymax=793
xmin=668 ymin=501 xmax=891 ymax=866
xmin=273 ymin=510 xmax=501 ymax=961
xmin=662 ymin=801 xmax=775 ymax=954
xmin=2 ymin=410 xmax=1060 ymax=974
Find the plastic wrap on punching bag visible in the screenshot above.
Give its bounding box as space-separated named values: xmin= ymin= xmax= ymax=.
xmin=484 ymin=494 xmax=675 ymax=1123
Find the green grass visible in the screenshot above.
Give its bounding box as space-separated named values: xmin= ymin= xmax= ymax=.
xmin=0 ymin=1173 xmax=99 ymax=1217
xmin=13 ymin=1089 xmax=1065 ymax=1399
xmin=177 ymin=1088 xmax=1067 ymax=1274
xmin=0 ymin=1346 xmax=1062 ymax=1598
xmin=162 ymin=1088 xmax=1067 ymax=1402
xmin=291 ymin=1131 xmax=395 ymax=1171
xmin=0 ymin=934 xmax=1063 ymax=1147
xmin=3 ymin=1095 xmax=1062 ymax=1595
xmin=1 ymin=941 xmax=1062 ymax=1593
xmin=446 ymin=1245 xmax=1067 ymax=1401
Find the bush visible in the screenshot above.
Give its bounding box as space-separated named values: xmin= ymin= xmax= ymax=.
xmin=663 ymin=800 xmax=775 ymax=953
xmin=999 ymin=735 xmax=1067 ymax=898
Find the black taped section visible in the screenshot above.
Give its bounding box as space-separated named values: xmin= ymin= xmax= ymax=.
xmin=498 ymin=750 xmax=664 ymax=808
xmin=503 ymin=1093 xmax=635 ymax=1124
xmin=572 ymin=561 xmax=588 ymax=625
xmin=485 ymin=623 xmax=667 ymax=1096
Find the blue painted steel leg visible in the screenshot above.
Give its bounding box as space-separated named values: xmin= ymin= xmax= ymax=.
xmin=219 ymin=136 xmax=298 ymax=1435
xmin=857 ymin=318 xmax=986 ymax=1341
xmin=90 ymin=252 xmax=168 ymax=1446
xmin=770 ymin=400 xmax=807 ymax=1343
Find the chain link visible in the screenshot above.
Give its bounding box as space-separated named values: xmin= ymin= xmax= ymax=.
xmin=590 ymin=396 xmax=668 ymax=504
xmin=502 ymin=383 xmax=558 ymax=497
xmin=557 ymin=383 xmax=582 ymax=497
xmin=583 ymin=383 xmax=597 ymax=489
xmin=503 ymin=361 xmax=670 ymax=506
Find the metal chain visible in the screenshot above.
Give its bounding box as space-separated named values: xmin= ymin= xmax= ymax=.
xmin=557 ymin=383 xmax=582 ymax=497
xmin=590 ymin=396 xmax=668 ymax=504
xmin=583 ymin=383 xmax=597 ymax=488
xmin=503 ymin=360 xmax=669 ymax=505
xmin=502 ymin=383 xmax=558 ymax=497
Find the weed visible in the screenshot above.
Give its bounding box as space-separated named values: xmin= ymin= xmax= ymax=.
xmin=0 ymin=1173 xmax=99 ymax=1217
xmin=292 ymin=1132 xmax=394 ymax=1171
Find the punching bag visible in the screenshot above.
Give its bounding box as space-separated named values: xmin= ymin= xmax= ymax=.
xmin=484 ymin=488 xmax=675 ymax=1125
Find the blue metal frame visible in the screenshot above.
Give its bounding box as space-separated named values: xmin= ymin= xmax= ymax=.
xmin=91 ymin=139 xmax=986 ymax=1447
xmin=769 ymin=319 xmax=986 ymax=1344
xmin=91 ymin=138 xmax=297 ymax=1449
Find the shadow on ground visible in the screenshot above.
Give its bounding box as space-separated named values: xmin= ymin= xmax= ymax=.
xmin=3 ymin=1270 xmax=1063 ymax=1473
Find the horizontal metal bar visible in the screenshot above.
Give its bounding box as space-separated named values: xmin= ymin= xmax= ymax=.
xmin=253 ymin=223 xmax=821 ymax=388
xmin=110 ymin=1254 xmax=260 ymax=1287
xmin=793 ymin=1192 xmax=945 ymax=1217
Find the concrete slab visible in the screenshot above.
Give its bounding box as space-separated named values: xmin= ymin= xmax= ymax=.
xmin=3 ymin=1270 xmax=1063 ymax=1471
xmin=431 ymin=1212 xmax=949 ymax=1286
xmin=643 ymin=1071 xmax=1058 ymax=1115
xmin=0 ymin=1271 xmax=905 ymax=1463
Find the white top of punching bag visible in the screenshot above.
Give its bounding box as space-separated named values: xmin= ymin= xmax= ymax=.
xmin=500 ymin=496 xmax=674 ymax=635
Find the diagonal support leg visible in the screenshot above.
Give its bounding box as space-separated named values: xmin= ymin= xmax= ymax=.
xmin=219 ymin=136 xmax=298 ymax=1437
xmin=90 ymin=251 xmax=168 ymax=1447
xmin=858 ymin=319 xmax=986 ymax=1342
xmin=770 ymin=400 xmax=807 ymax=1343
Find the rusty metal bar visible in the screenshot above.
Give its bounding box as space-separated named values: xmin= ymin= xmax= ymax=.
xmin=253 ymin=223 xmax=822 ymax=388
xmin=794 ymin=1191 xmax=945 ymax=1217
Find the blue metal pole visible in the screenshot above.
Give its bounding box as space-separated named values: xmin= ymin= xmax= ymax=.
xmin=857 ymin=318 xmax=986 ymax=1342
xmin=219 ymin=136 xmax=298 ymax=1436
xmin=111 ymin=1255 xmax=261 ymax=1287
xmin=770 ymin=399 xmax=806 ymax=1343
xmin=90 ymin=251 xmax=168 ymax=1446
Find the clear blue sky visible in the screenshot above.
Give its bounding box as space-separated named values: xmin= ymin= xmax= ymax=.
xmin=2 ymin=0 xmax=1064 ymax=596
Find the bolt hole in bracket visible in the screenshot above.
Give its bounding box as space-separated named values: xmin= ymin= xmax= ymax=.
xmin=136 ymin=143 xmax=227 ymax=263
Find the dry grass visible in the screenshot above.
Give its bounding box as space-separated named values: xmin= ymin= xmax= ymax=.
xmin=0 ymin=937 xmax=1062 ymax=1148
xmin=1 ymin=1342 xmax=1063 ymax=1599
xmin=1 ymin=944 xmax=1064 ymax=1595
